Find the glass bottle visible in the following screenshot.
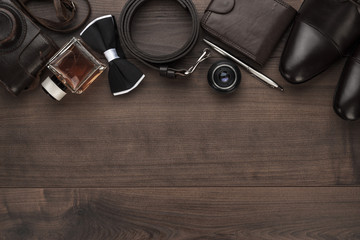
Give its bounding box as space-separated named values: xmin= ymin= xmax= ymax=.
xmin=41 ymin=37 xmax=106 ymax=101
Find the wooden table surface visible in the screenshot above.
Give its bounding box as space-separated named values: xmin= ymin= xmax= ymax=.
xmin=1 ymin=0 xmax=360 ymax=239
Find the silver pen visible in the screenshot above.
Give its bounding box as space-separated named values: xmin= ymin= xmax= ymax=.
xmin=203 ymin=39 xmax=284 ymax=92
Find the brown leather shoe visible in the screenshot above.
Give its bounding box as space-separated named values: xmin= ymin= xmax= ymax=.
xmin=334 ymin=44 xmax=360 ymax=121
xmin=280 ymin=0 xmax=360 ymax=84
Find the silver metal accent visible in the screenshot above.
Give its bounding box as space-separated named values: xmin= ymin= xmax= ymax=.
xmin=181 ymin=48 xmax=211 ymax=76
xmin=63 ymin=0 xmax=76 ymax=11
xmin=212 ymin=64 xmax=238 ymax=90
xmin=203 ymin=39 xmax=284 ymax=92
xmin=41 ymin=77 xmax=67 ymax=101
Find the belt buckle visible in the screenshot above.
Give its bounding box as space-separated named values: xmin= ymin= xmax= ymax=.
xmin=178 ymin=48 xmax=211 ymax=77
xmin=62 ymin=0 xmax=76 ymax=12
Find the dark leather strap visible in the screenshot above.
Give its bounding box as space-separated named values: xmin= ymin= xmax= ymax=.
xmin=16 ymin=0 xmax=91 ymax=33
xmin=119 ymin=0 xmax=200 ymax=78
xmin=350 ymin=0 xmax=360 ymax=6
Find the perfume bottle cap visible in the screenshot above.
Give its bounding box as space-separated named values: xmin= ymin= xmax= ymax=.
xmin=41 ymin=76 xmax=67 ymax=101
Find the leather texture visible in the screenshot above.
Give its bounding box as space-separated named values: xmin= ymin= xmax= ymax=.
xmin=0 ymin=8 xmax=17 ymax=46
xmin=0 ymin=0 xmax=57 ymax=96
xmin=201 ymin=0 xmax=296 ymax=67
xmin=334 ymin=45 xmax=360 ymax=121
xmin=206 ymin=0 xmax=235 ymax=14
xmin=17 ymin=0 xmax=91 ymax=33
xmin=280 ymin=0 xmax=360 ymax=84
xmin=119 ymin=0 xmax=200 ymax=78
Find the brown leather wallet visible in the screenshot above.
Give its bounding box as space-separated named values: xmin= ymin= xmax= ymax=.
xmin=201 ymin=0 xmax=297 ymax=67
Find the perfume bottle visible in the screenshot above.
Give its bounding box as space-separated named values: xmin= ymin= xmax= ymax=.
xmin=41 ymin=37 xmax=106 ymax=101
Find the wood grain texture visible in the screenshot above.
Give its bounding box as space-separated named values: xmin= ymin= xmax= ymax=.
xmin=0 ymin=0 xmax=360 ymax=187
xmin=1 ymin=0 xmax=360 ymax=239
xmin=1 ymin=188 xmax=360 ymax=240
xmin=1 ymin=61 xmax=359 ymax=187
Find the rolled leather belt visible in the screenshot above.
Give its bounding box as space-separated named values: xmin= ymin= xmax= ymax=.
xmin=119 ymin=0 xmax=200 ymax=78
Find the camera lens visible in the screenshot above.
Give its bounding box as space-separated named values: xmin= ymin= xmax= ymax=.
xmin=207 ymin=61 xmax=241 ymax=93
xmin=0 ymin=9 xmax=16 ymax=46
xmin=214 ymin=67 xmax=236 ymax=89
xmin=0 ymin=3 xmax=24 ymax=50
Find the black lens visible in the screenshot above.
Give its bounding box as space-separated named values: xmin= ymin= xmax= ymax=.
xmin=213 ymin=66 xmax=236 ymax=89
xmin=207 ymin=61 xmax=241 ymax=93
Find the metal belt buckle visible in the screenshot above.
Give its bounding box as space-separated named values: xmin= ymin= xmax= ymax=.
xmin=62 ymin=0 xmax=76 ymax=12
xmin=177 ymin=48 xmax=211 ymax=77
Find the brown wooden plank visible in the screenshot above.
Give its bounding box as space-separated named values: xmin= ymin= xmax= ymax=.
xmin=0 ymin=187 xmax=360 ymax=240
xmin=1 ymin=0 xmax=360 ymax=188
xmin=1 ymin=57 xmax=359 ymax=187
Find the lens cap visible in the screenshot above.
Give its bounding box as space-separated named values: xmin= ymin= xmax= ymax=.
xmin=0 ymin=3 xmax=25 ymax=50
xmin=207 ymin=60 xmax=241 ymax=93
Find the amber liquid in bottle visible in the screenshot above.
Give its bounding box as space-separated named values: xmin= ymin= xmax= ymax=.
xmin=48 ymin=38 xmax=106 ymax=94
